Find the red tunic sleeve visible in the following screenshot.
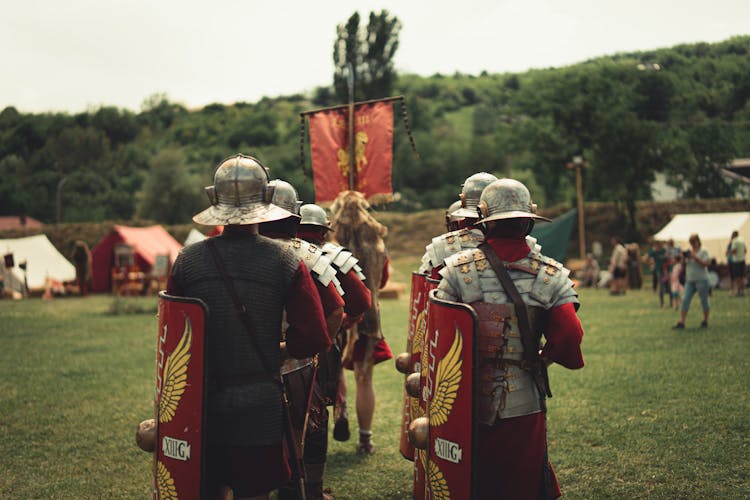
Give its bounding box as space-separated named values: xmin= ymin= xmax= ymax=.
xmin=285 ymin=263 xmax=332 ymax=358
xmin=315 ymin=280 xmax=345 ymax=317
xmin=541 ymin=302 xmax=584 ymax=369
xmin=339 ymin=269 xmax=372 ymax=316
xmin=429 ymin=265 xmax=443 ymax=280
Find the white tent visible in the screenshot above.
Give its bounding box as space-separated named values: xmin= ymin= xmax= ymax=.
xmin=184 ymin=228 xmax=207 ymax=246
xmin=652 ymin=212 xmax=750 ymax=264
xmin=1 ymin=234 xmax=76 ymax=292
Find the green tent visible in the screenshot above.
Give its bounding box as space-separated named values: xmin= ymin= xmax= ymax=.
xmin=530 ymin=208 xmax=577 ymax=263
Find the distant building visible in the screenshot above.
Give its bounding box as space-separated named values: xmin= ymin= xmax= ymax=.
xmin=650 ymin=159 xmax=750 ymax=201
xmin=650 ymin=173 xmax=680 ymax=201
xmin=0 ymin=216 xmax=43 ymax=231
xmin=720 ymin=158 xmax=750 ymax=198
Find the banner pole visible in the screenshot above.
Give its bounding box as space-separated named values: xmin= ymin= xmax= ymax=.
xmin=347 ymin=63 xmax=356 ymax=191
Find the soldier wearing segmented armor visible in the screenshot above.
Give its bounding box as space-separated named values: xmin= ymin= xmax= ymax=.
xmin=418 ymin=172 xmax=497 ymax=277
xmin=419 ymin=173 xmax=542 ymax=280
xmin=435 ymin=178 xmax=584 ymax=499
xmin=261 ymin=183 xmax=345 ymax=500
xmin=260 ymin=180 xmax=345 ymax=337
xmin=168 ymin=154 xmax=331 ymax=500
xmin=291 ymin=203 xmax=373 ymax=499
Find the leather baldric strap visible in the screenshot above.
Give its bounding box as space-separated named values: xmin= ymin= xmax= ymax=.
xmin=206 ymin=238 xmax=281 ymax=386
xmin=478 ymin=242 xmax=552 ymax=398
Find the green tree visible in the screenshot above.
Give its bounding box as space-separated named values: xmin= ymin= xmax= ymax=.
xmin=333 ymin=10 xmax=401 ymax=101
xmin=90 ymin=106 xmax=139 ymax=147
xmin=675 ymin=122 xmax=737 ymax=198
xmin=137 ymin=149 xmax=204 ymax=224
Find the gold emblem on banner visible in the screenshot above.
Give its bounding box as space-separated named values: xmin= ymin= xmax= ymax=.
xmin=338 ymin=131 xmax=369 ymax=179
xmin=159 ymin=316 xmax=192 ymax=424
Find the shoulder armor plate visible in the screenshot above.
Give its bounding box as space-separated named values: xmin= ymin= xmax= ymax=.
xmin=322 ymin=242 xmax=365 ymax=280
xmin=427 ymin=228 xmax=485 ymax=268
xmin=290 ymin=238 xmax=344 ymax=295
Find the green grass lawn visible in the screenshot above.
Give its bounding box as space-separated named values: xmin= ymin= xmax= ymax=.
xmin=1 ymin=273 xmax=748 ymax=498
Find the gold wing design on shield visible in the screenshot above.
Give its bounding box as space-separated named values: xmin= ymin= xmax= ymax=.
xmin=428 ymin=459 xmax=451 ymax=500
xmin=158 ymin=315 xmax=192 ymax=424
xmin=157 ymin=460 xmax=179 ymax=499
xmin=429 ymin=327 xmax=463 ymax=427
xmin=419 ymin=448 xmax=451 ymax=499
xmin=413 ymin=310 xmax=426 ymax=355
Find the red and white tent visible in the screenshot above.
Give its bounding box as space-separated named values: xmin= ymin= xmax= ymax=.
xmin=91 ymin=225 xmax=182 ymax=292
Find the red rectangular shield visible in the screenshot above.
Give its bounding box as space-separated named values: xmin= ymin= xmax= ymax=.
xmin=399 ymin=272 xmax=429 ymax=460
xmin=307 ymin=100 xmax=393 ymax=202
xmin=414 ymin=290 xmax=477 ymax=500
xmin=154 ymin=292 xmax=208 ymax=500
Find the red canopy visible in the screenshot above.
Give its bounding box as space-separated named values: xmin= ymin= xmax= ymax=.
xmin=91 ymin=225 xmax=183 ymax=292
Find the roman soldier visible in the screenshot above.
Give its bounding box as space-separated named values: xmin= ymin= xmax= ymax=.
xmin=291 ymin=202 xmax=373 ymax=499
xmin=168 ymin=154 xmax=331 ymax=500
xmin=259 ymin=180 xmax=345 ymax=338
xmin=418 ymin=172 xmax=495 ymax=279
xmin=419 ymin=172 xmax=542 ymax=280
xmin=435 ymin=178 xmax=584 ymax=499
xmin=261 ymin=183 xmax=345 ymax=500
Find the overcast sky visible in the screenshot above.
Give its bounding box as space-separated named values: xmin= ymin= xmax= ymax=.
xmin=2 ymin=0 xmax=748 ymax=114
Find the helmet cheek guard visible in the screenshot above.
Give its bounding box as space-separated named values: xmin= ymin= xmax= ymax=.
xmin=205 ymin=185 xmax=217 ymax=205
xmin=264 ymin=183 xmax=275 ymax=204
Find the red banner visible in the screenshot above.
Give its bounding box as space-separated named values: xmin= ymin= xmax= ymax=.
xmin=154 ymin=293 xmax=208 ymax=500
xmin=307 ymin=100 xmax=393 ymax=202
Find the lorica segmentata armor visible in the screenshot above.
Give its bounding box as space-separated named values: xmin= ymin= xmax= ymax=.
xmin=282 ymin=238 xmax=344 ymax=296
xmin=321 ymin=242 xmax=366 ymax=280
xmin=436 ymin=245 xmax=578 ymax=424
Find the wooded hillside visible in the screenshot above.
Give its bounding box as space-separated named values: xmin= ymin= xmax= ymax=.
xmin=1 ymin=36 xmax=749 ymax=240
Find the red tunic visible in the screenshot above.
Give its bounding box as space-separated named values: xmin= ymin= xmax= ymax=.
xmin=475 ymin=236 xmax=584 ymax=499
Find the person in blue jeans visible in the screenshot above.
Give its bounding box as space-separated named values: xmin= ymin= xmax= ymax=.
xmin=673 ymin=233 xmax=711 ymax=329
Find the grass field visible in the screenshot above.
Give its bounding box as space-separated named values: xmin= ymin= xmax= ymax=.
xmin=1 ymin=257 xmax=748 ymax=498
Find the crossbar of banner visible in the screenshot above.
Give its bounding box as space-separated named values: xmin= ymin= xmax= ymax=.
xmin=299 ymin=95 xmax=404 ymax=116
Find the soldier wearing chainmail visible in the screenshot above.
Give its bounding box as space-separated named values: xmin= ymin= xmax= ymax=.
xmin=168 ymin=155 xmax=331 ymax=500
xmin=435 ymin=178 xmax=584 ymax=499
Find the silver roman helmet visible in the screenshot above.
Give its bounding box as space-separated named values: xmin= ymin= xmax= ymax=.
xmin=451 ymin=172 xmax=499 ymax=218
xmin=268 ymin=179 xmax=302 ymax=218
xmin=193 ymin=154 xmax=293 ymax=225
xmin=445 ymin=200 xmax=464 ymax=226
xmin=477 ymin=178 xmax=551 ymax=223
xmin=299 ymin=204 xmax=331 ymax=229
